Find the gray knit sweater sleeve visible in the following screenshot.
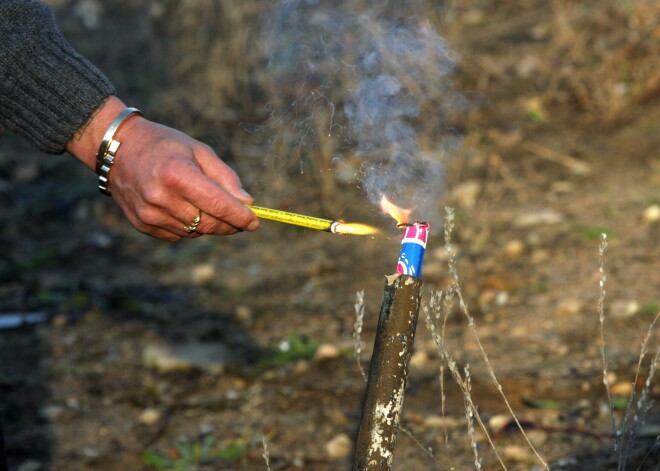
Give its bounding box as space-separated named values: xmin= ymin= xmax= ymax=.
xmin=0 ymin=0 xmax=116 ymax=154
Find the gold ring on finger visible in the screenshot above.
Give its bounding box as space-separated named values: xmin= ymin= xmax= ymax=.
xmin=183 ymin=209 xmax=202 ymax=233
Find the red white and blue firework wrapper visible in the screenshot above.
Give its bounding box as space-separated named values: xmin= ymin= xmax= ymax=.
xmin=396 ymin=222 xmax=429 ymax=278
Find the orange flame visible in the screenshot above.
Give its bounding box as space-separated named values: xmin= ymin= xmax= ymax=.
xmin=333 ymin=223 xmax=380 ymax=236
xmin=379 ymin=195 xmax=412 ymax=225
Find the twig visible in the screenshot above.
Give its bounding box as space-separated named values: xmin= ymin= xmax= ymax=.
xmin=521 ymin=141 xmax=591 ymax=175
xmin=399 ymin=425 xmax=444 ymax=467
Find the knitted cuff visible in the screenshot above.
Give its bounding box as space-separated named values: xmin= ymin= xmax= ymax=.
xmin=0 ymin=3 xmax=116 ymax=154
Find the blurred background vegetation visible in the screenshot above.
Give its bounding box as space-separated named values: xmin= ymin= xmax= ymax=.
xmin=51 ymin=0 xmax=659 ymax=217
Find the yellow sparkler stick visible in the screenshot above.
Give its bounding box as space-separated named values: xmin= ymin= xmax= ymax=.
xmin=247 ymin=205 xmax=379 ymax=235
xmin=248 ymin=205 xmax=333 ymax=231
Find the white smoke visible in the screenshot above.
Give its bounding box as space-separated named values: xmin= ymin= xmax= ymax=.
xmin=259 ymin=0 xmax=461 ymax=223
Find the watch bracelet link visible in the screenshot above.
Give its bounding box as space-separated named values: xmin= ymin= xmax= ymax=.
xmin=95 ymin=107 xmax=142 ymax=196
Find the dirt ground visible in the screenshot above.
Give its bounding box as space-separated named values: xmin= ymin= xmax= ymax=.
xmin=1 ymin=1 xmax=659 ymax=470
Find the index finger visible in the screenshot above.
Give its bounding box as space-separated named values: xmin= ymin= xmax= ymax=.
xmin=176 ymin=161 xmax=259 ymax=232
xmin=193 ymin=142 xmax=255 ymax=205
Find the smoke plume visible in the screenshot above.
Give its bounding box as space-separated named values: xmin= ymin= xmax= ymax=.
xmin=258 ymin=0 xmax=461 ymax=223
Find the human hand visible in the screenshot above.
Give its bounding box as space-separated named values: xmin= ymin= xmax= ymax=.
xmin=66 ymin=97 xmax=259 ymax=241
xmin=109 ymin=119 xmax=259 ymax=240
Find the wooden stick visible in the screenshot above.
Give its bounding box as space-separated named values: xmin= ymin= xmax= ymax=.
xmin=353 ymin=273 xmax=423 ymax=471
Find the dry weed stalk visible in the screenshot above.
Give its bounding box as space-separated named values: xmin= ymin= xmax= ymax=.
xmin=616 ymin=313 xmax=660 ymax=469
xmin=425 ymin=207 xmax=550 ymax=470
xmin=429 ymin=287 xmax=454 ymax=448
xmin=463 ymin=364 xmax=482 ymax=470
xmin=597 ymin=233 xmax=617 ymax=439
xmin=424 ymin=313 xmax=502 ymax=470
xmin=596 ymin=232 xmax=660 ymax=470
xmin=262 ymin=435 xmax=271 ymax=471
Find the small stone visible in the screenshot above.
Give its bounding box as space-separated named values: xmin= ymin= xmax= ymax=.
xmin=314 ymin=343 xmax=341 ymax=361
xmin=12 ymin=163 xmax=40 ymax=183
xmin=52 ymin=314 xmax=68 ymax=328
xmin=530 ymin=249 xmax=550 ymax=263
xmin=235 ymin=305 xmax=253 ymax=322
xmin=143 ymin=343 xmax=191 ymax=372
xmin=610 ymin=299 xmax=639 ymax=318
xmin=431 ymin=246 xmax=452 ymax=262
xmin=463 ymin=9 xmax=485 ymax=25
xmin=527 ymin=430 xmax=548 ymax=447
xmin=488 ymin=414 xmax=511 ymax=432
xmin=18 ymin=461 xmax=43 ymax=471
xmin=503 ymin=444 xmax=532 ymax=462
xmin=409 ymin=349 xmax=431 ymax=369
xmin=514 ymin=210 xmax=564 ymax=228
xmin=40 ymin=404 xmax=65 ymax=421
xmin=494 ymin=291 xmax=509 ymax=307
xmin=293 ymin=359 xmax=310 ymax=374
xmin=421 ymin=261 xmax=444 ymax=278
xmin=325 ymin=433 xmax=352 ymax=458
xmin=611 ymin=381 xmax=633 ymax=396
xmin=138 ymin=408 xmax=161 ymax=426
xmin=502 ymin=239 xmax=525 ymax=257
xmin=65 ymin=398 xmax=81 ymax=410
xmin=329 ymin=408 xmax=348 ymax=426
xmin=516 ymin=55 xmax=541 ymax=78
xmin=606 ymin=372 xmax=618 ymax=385
xmin=191 ymin=263 xmax=215 ymax=284
xmin=143 ymin=340 xmax=236 ymax=373
xmin=510 ymin=325 xmax=529 ymax=338
xmin=555 ymin=457 xmax=579 ymax=467
xmin=551 ymin=181 xmax=573 ymax=194
xmin=556 ymin=298 xmax=583 ymax=316
xmin=642 ymin=204 xmax=660 ymax=223
xmin=82 ymin=447 xmax=99 ymax=458
xmin=424 ymin=415 xmax=462 ymax=428
xmin=87 ymin=231 xmax=113 ymax=249
xmin=450 ymin=180 xmax=481 ymax=208
xmin=492 ymin=129 xmax=524 ymax=148
xmin=478 ymin=290 xmax=497 ymax=309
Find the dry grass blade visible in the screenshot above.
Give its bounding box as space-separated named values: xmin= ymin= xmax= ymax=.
xmin=597 ymin=233 xmax=618 ymax=445
xmin=441 ymin=206 xmax=550 ymax=470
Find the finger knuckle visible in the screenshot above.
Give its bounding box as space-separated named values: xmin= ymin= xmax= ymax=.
xmin=157 ymin=158 xmax=195 ymax=189
xmin=197 ymin=142 xmax=214 ymax=155
xmin=206 ymin=193 xmax=231 ymax=217
xmin=136 ymin=206 xmax=161 ymax=226
xmin=141 ymin=184 xmax=165 ymax=205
